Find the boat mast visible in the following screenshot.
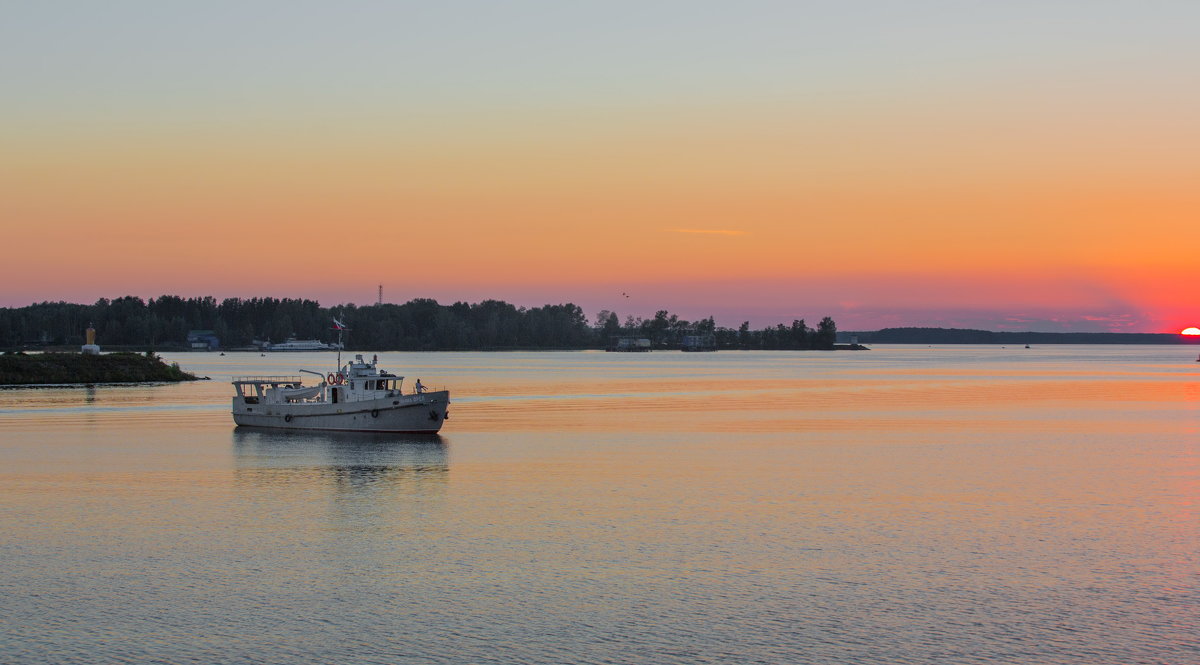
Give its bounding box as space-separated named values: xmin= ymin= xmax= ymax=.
xmin=332 ymin=317 xmax=349 ymax=370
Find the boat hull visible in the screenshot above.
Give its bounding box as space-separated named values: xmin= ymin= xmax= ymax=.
xmin=232 ymin=390 xmax=450 ymax=433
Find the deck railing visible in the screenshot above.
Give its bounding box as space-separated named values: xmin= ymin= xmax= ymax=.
xmin=231 ymin=375 xmax=303 ymax=384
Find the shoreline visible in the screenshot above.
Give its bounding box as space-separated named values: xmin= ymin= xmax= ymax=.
xmin=0 ymin=351 xmax=201 ymax=386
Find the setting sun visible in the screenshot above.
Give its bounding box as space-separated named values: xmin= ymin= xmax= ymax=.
xmin=1181 ymin=327 xmax=1200 ymax=335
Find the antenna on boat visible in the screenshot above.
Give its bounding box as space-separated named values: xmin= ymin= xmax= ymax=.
xmin=332 ymin=317 xmax=350 ymax=370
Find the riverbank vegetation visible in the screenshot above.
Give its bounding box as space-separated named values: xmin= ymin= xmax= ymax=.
xmin=0 ymin=351 xmax=199 ymax=385
xmin=0 ymin=296 xmax=839 ymax=351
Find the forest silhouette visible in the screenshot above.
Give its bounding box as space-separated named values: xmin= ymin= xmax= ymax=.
xmin=0 ymin=296 xmax=838 ymax=351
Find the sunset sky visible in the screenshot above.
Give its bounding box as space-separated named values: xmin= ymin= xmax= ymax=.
xmin=2 ymin=2 xmax=1197 ymax=331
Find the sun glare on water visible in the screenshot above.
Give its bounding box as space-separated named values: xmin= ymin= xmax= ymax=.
xmin=1181 ymin=327 xmax=1200 ymax=335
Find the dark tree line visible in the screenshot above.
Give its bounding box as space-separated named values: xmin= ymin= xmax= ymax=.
xmin=0 ymin=296 xmax=837 ymax=351
xmin=595 ymin=310 xmax=836 ymax=350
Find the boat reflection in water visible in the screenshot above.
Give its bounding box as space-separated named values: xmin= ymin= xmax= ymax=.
xmin=231 ymin=427 xmax=448 ymax=493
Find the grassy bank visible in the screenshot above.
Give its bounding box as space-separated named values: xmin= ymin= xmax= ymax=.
xmin=0 ymin=352 xmax=199 ymax=385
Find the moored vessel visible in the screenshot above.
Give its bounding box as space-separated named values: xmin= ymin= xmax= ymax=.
xmin=263 ymin=337 xmax=343 ymax=351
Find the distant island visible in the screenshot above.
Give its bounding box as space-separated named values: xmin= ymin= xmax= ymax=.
xmin=0 ymin=296 xmax=840 ymax=352
xmin=0 ymin=351 xmax=199 ymax=386
xmin=843 ymin=327 xmax=1197 ymax=345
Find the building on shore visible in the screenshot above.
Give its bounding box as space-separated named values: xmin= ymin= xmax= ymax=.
xmin=186 ymin=330 xmax=220 ymax=351
xmin=607 ymin=337 xmax=652 ymax=352
xmin=680 ymin=333 xmax=717 ymax=352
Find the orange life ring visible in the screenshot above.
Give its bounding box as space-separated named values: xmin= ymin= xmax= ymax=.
xmin=326 ymin=373 xmax=336 ymax=384
xmin=335 ymin=372 xmax=346 ymax=385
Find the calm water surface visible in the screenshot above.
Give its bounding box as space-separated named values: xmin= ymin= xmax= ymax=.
xmin=2 ymin=346 xmax=1198 ymax=664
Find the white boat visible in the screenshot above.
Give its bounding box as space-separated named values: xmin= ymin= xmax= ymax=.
xmin=231 ymin=354 xmax=449 ymax=433
xmin=264 ymin=337 xmax=343 ymax=351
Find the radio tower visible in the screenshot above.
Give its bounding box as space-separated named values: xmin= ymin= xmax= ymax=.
xmin=378 ymin=284 xmax=383 ymax=306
